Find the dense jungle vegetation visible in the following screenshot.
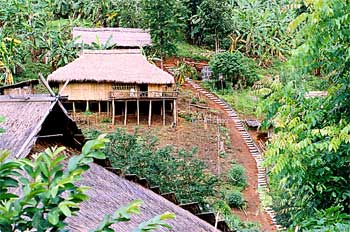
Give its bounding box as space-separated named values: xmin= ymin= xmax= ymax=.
xmin=1 ymin=0 xmax=350 ymax=231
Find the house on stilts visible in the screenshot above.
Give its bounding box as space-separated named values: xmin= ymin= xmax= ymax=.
xmin=0 ymin=94 xmax=230 ymax=232
xmin=48 ymin=28 xmax=178 ymax=126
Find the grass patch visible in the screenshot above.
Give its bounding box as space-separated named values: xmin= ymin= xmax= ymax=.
xmin=175 ymin=41 xmax=214 ymax=61
xmin=218 ymin=89 xmax=259 ymax=118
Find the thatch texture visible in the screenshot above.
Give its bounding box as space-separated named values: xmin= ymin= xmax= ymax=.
xmin=0 ymin=95 xmax=83 ymax=159
xmin=47 ymin=50 xmax=175 ymax=85
xmin=67 ymin=163 xmax=217 ymax=232
xmin=73 ymin=27 xmax=151 ymax=47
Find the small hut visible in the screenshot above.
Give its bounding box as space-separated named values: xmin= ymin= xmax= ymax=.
xmin=0 ymin=94 xmax=83 ymax=158
xmin=0 ymin=95 xmax=224 ymax=232
xmin=72 ymin=27 xmax=151 ymax=48
xmin=0 ymin=79 xmax=39 ymax=96
xmin=48 ymin=49 xmax=178 ymax=126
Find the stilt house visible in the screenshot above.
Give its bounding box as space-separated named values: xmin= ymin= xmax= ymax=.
xmin=48 ymin=28 xmax=177 ymax=126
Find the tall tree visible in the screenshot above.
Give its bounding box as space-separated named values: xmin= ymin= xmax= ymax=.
xmin=141 ymin=0 xmax=183 ymax=68
xmin=261 ymin=0 xmax=350 ymax=229
xmin=194 ymin=0 xmax=231 ymax=52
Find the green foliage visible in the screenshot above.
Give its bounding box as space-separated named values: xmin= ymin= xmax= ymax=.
xmin=141 ymin=0 xmax=183 ymax=58
xmin=209 ymin=51 xmax=258 ymax=88
xmin=175 ymin=41 xmax=213 ymax=61
xmin=0 ymin=116 xmax=5 ymax=134
xmin=102 ymin=129 xmax=218 ymax=205
xmin=193 ymin=0 xmax=232 ymax=51
xmin=0 ymin=135 xmax=109 ymax=231
xmin=229 ymin=0 xmax=295 ymax=64
xmin=260 ymin=1 xmax=350 ymax=225
xmin=225 ymin=191 xmax=245 ymax=208
xmin=173 ymin=61 xmax=199 ymax=84
xmin=227 ymin=164 xmax=247 ymax=188
xmin=212 ymin=199 xmax=260 ymax=231
xmin=297 ymin=206 xmax=350 ymax=232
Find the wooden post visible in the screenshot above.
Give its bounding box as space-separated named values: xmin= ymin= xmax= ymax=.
xmin=163 ymin=99 xmax=166 ymax=126
xmin=112 ymin=99 xmax=115 ymax=126
xmin=98 ymin=101 xmax=101 ymax=116
xmin=173 ymin=99 xmax=177 ymax=126
xmin=137 ymin=99 xmax=140 ymax=125
xmin=107 ymin=101 xmax=110 ymax=116
xmin=124 ymin=101 xmax=128 ymax=126
xmin=86 ymin=100 xmax=89 ymax=112
xmin=72 ymin=102 xmax=76 ymax=118
xmin=148 ymin=100 xmax=152 ymax=127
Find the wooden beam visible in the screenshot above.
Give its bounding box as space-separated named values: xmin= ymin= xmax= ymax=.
xmin=72 ymin=101 xmax=76 ymax=118
xmin=38 ymin=73 xmax=56 ymax=97
xmin=173 ymin=99 xmax=177 ymax=126
xmin=124 ymin=101 xmax=128 ymax=126
xmin=148 ymin=100 xmax=152 ymax=127
xmin=86 ymin=100 xmax=89 ymax=112
xmin=112 ymin=99 xmax=115 ymax=126
xmin=107 ymin=101 xmax=110 ymax=116
xmin=163 ymin=99 xmax=166 ymax=126
xmin=137 ymin=99 xmax=140 ymax=125
xmin=58 ymin=80 xmax=70 ymax=96
xmin=38 ymin=134 xmax=64 ymax=138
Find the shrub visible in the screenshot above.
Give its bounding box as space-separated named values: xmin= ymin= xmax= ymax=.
xmin=228 ymin=164 xmax=247 ymax=188
xmin=226 ymin=191 xmax=245 ymax=208
xmin=209 ymin=51 xmax=258 ymax=88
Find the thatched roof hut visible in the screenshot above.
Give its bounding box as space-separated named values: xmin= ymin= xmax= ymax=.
xmin=47 ymin=50 xmax=174 ymax=85
xmin=73 ymin=27 xmax=151 ymax=47
xmin=0 ymin=95 xmax=221 ymax=231
xmin=0 ymin=79 xmax=39 ymax=95
xmin=0 ymin=95 xmax=83 ymax=159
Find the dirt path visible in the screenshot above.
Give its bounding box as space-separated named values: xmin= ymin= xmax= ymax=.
xmin=184 ymin=82 xmax=276 ymax=231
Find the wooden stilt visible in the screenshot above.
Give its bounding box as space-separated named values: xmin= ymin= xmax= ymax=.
xmin=112 ymin=99 xmax=115 ymax=126
xmin=98 ymin=101 xmax=101 ymax=116
xmin=86 ymin=100 xmax=89 ymax=112
xmin=72 ymin=102 xmax=76 ymax=118
xmin=148 ymin=100 xmax=152 ymax=127
xmin=124 ymin=101 xmax=128 ymax=126
xmin=107 ymin=101 xmax=110 ymax=116
xmin=137 ymin=99 xmax=140 ymax=125
xmin=173 ymin=99 xmax=177 ymax=126
xmin=163 ymin=99 xmax=166 ymax=126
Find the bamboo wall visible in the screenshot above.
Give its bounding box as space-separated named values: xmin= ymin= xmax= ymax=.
xmin=60 ymin=83 xmax=113 ymax=101
xmin=4 ymin=86 xmax=34 ymax=95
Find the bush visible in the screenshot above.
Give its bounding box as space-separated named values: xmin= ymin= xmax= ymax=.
xmin=226 ymin=191 xmax=245 ymax=208
xmin=209 ymin=51 xmax=258 ymax=88
xmin=228 ymin=164 xmax=247 ymax=188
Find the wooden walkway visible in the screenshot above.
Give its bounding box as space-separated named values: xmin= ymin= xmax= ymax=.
xmin=187 ymin=79 xmax=283 ymax=230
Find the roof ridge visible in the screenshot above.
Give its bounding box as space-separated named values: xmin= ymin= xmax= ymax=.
xmin=82 ymin=49 xmax=141 ymax=55
xmin=73 ymin=27 xmax=149 ymax=33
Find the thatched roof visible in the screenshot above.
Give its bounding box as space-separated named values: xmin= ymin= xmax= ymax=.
xmin=47 ymin=50 xmax=175 ymax=85
xmin=0 ymin=79 xmax=39 ymax=94
xmin=66 ymin=163 xmax=218 ymax=232
xmin=0 ymin=95 xmax=83 ymax=159
xmin=73 ymin=27 xmax=151 ymax=47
